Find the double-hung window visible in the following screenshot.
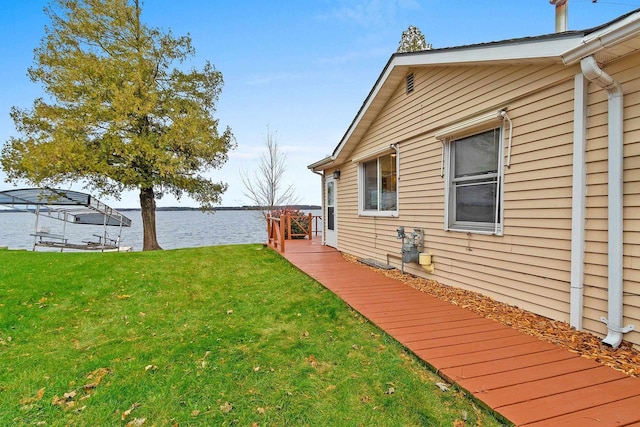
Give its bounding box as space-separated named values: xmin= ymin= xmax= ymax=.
xmin=445 ymin=127 xmax=503 ymax=234
xmin=359 ymin=152 xmax=398 ymax=216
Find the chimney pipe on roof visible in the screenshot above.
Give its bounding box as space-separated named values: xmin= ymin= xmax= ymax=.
xmin=550 ymin=0 xmax=568 ymax=32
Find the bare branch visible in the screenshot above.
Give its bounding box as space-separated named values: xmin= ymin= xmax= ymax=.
xmin=240 ymin=128 xmax=299 ymax=218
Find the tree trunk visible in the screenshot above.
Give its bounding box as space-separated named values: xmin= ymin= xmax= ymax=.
xmin=139 ymin=187 xmax=162 ymax=251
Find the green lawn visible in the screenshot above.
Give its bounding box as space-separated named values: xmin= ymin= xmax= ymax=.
xmin=0 ymin=245 xmax=504 ymax=426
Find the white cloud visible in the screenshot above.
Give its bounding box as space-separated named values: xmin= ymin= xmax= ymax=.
xmin=321 ymin=0 xmax=421 ymax=27
xmin=245 ymin=71 xmax=312 ymax=86
xmin=315 ymin=47 xmax=389 ymax=65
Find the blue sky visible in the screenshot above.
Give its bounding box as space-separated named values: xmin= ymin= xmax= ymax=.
xmin=1 ymin=0 xmax=639 ymax=208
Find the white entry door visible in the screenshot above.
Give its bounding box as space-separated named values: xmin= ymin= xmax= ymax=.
xmin=325 ymin=176 xmax=337 ymax=248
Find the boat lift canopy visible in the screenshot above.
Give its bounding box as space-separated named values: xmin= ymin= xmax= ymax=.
xmin=0 ymin=188 xmax=132 ymax=251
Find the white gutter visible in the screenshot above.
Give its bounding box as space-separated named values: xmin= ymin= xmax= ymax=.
xmin=580 ymin=56 xmax=635 ymax=348
xmin=562 ymin=12 xmax=640 ymax=65
xmin=569 ymin=73 xmax=587 ymax=330
xmin=308 ymin=155 xmax=335 ymax=172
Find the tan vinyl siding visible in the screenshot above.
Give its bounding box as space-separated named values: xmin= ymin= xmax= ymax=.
xmin=332 ymin=52 xmax=640 ymax=348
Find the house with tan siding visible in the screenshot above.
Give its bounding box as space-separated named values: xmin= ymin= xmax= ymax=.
xmin=309 ymin=9 xmax=640 ymax=350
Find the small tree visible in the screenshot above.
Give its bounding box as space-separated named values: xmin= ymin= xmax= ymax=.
xmin=240 ymin=129 xmax=298 ymax=218
xmin=397 ymin=25 xmax=432 ymax=53
xmin=1 ymin=0 xmax=234 ymax=251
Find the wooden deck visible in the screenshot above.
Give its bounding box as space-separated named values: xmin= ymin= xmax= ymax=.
xmin=276 ymin=239 xmax=640 ymax=426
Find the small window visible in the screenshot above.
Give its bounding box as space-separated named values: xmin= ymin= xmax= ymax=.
xmin=406 ymin=73 xmax=414 ymax=94
xmin=359 ymin=152 xmax=398 ymax=216
xmin=445 ymin=128 xmax=503 ymax=234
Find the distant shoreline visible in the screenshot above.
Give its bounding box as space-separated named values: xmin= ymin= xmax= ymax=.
xmin=123 ymin=205 xmax=322 ymax=212
xmin=0 ymin=205 xmax=322 ymax=213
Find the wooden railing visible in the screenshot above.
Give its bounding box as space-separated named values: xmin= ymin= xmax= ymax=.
xmin=267 ymin=213 xmax=321 ymax=253
xmin=267 ymin=214 xmax=285 ymax=253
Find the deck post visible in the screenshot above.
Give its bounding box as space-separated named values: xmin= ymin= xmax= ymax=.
xmin=308 ymin=213 xmax=313 ymax=240
xmin=266 ymin=213 xmax=271 ymax=242
xmin=280 ymin=214 xmax=286 ymax=253
xmin=286 ymin=213 xmax=292 ymax=242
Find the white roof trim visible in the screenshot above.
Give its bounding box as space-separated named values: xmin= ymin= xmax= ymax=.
xmin=396 ymin=36 xmax=582 ymax=67
xmin=308 ymin=155 xmax=335 ymax=171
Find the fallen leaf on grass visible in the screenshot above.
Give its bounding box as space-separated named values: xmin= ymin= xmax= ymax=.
xmin=19 ymin=387 xmax=45 ymax=405
xmin=84 ymin=367 xmax=111 ymax=394
xmin=116 ymin=294 xmax=131 ymax=300
xmin=199 ymin=351 xmax=212 ymax=368
xmin=384 ymin=387 xmax=395 ymax=395
xmin=306 ymin=355 xmax=318 ymax=367
xmin=121 ymin=402 xmax=141 ymax=421
xmin=87 ymin=367 xmax=111 ymax=384
xmin=191 ymin=409 xmax=200 ymax=417
xmin=453 ymin=420 xmax=465 ymax=427
xmin=257 ymin=407 xmax=265 ymax=415
xmin=51 ymin=392 xmax=76 ymax=410
xmin=220 ymin=401 xmax=233 ymax=413
xmin=436 ymin=382 xmax=450 ymax=392
xmin=51 ymin=395 xmax=65 ymax=407
xmin=144 ymin=364 xmax=158 ymax=372
xmin=125 ymin=418 xmax=146 ymax=427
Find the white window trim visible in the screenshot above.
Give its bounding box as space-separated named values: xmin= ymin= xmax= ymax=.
xmin=356 ymin=147 xmax=399 ymax=217
xmin=443 ymin=126 xmax=505 ymax=236
xmin=435 ymin=109 xmax=504 ymax=141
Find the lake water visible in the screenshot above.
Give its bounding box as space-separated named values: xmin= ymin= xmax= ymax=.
xmin=0 ymin=209 xmax=322 ymax=251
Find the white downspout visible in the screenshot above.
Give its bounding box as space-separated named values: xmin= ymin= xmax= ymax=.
xmin=570 ymin=73 xmax=587 ymax=330
xmin=580 ymin=55 xmax=635 ymax=347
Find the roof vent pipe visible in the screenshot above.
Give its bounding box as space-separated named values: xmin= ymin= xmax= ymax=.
xmin=580 ymin=55 xmax=635 ymax=348
xmin=549 ymin=0 xmax=568 ymax=32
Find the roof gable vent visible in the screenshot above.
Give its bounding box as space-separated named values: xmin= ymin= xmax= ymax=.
xmin=406 ymin=73 xmax=414 ymax=94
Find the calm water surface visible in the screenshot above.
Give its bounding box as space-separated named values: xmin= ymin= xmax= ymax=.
xmin=0 ymin=209 xmax=320 ymax=251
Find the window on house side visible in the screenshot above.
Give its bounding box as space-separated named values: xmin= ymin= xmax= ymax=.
xmin=446 ymin=128 xmax=503 ymax=234
xmin=360 ymin=153 xmax=397 ymax=215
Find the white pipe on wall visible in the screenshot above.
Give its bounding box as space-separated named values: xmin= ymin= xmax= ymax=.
xmin=580 ymin=55 xmax=635 ymax=348
xmin=570 ymin=73 xmax=587 ymax=330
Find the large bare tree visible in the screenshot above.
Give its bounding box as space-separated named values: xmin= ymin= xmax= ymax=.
xmin=240 ymin=129 xmax=298 ymax=217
